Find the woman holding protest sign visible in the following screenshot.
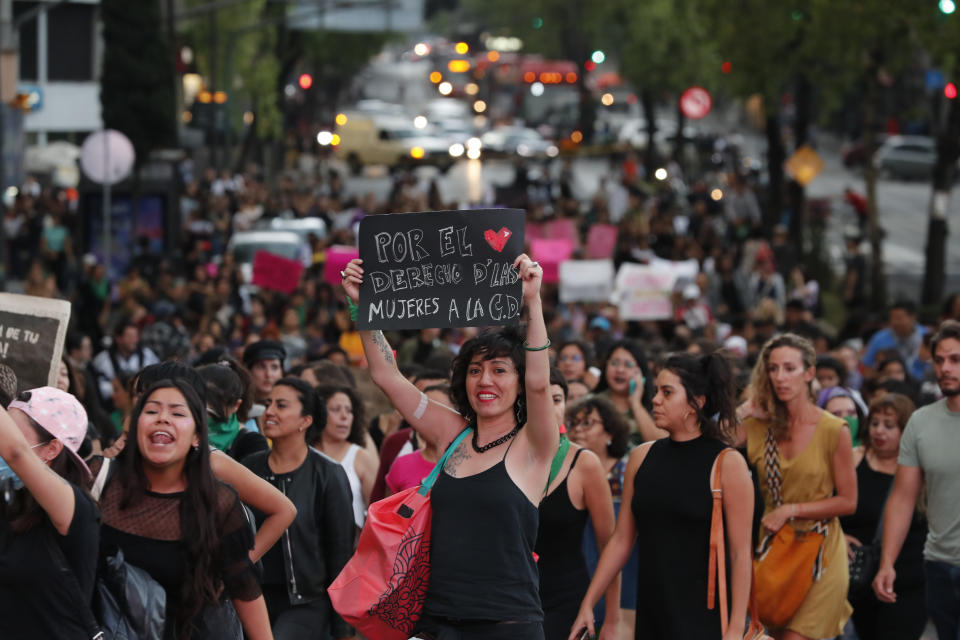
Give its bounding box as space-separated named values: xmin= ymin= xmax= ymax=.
xmin=341 ymin=252 xmax=558 ymax=639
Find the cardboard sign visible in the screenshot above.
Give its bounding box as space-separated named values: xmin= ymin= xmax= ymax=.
xmin=0 ymin=293 xmax=71 ymax=389
xmin=324 ymin=245 xmax=360 ymax=285
xmin=530 ymin=238 xmax=574 ymax=283
xmin=559 ymin=260 xmax=615 ymax=303
xmin=358 ymin=209 xmax=525 ymax=330
xmin=252 ymin=250 xmax=304 ymax=294
xmin=585 ymin=224 xmax=617 ymax=258
xmin=614 ymin=259 xmax=699 ymax=320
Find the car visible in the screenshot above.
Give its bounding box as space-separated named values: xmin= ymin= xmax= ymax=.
xmin=873 ymin=135 xmax=937 ymax=180
xmin=334 ymin=112 xmax=456 ymax=174
xmin=617 ymin=118 xmax=700 ymax=154
xmin=227 ymin=230 xmax=307 ymax=283
xmin=481 ymin=127 xmax=559 ymax=158
xmin=255 ymin=216 xmax=328 ymax=243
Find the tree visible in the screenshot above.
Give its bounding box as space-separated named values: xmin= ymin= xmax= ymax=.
xmin=610 ymin=0 xmax=716 ymax=172
xmin=100 ymin=0 xmax=177 ymax=164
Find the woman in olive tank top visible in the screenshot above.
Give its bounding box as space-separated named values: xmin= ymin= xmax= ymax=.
xmin=342 ymin=253 xmax=559 ymax=639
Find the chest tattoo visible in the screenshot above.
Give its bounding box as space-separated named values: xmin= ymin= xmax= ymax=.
xmin=443 ymin=439 xmax=471 ymax=477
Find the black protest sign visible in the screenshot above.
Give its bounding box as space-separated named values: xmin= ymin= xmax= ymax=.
xmin=0 ymin=294 xmax=71 ymax=389
xmin=358 ymin=209 xmax=525 ymax=330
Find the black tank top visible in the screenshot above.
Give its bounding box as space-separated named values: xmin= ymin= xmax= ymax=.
xmin=425 ymin=438 xmax=542 ymax=622
xmin=535 ymin=448 xmax=589 ymax=609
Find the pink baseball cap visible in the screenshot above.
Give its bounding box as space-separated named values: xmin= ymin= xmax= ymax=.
xmin=9 ymin=386 xmax=91 ymax=478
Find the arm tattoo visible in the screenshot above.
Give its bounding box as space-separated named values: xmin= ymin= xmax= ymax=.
xmin=371 ymin=331 xmax=396 ymax=367
xmin=443 ymin=439 xmax=470 ymax=478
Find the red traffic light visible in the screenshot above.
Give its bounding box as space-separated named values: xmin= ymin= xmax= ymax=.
xmin=946 ymin=82 xmax=958 ymax=99
xmin=721 ymin=61 xmax=732 ymax=74
xmin=298 ymin=73 xmax=314 ymax=90
xmin=584 ymin=60 xmax=596 ymax=72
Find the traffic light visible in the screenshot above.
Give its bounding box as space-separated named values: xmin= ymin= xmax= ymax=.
xmin=940 ymin=0 xmax=956 ymax=14
xmin=945 ymin=82 xmax=957 ymax=99
xmin=591 ymin=50 xmax=606 ymax=64
xmin=298 ymin=73 xmax=314 ymax=90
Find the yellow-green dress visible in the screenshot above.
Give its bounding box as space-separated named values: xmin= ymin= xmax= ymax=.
xmin=744 ymin=411 xmax=853 ymax=637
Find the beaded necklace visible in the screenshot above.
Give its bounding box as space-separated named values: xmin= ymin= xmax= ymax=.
xmin=471 ymin=422 xmax=523 ymax=453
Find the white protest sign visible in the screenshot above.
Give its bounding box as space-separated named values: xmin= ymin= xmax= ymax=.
xmin=0 ymin=293 xmax=71 ymax=388
xmin=559 ymin=259 xmax=615 ymax=303
xmin=614 ymin=259 xmax=699 ymax=320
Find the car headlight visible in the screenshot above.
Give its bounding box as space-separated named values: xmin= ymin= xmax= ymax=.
xmin=449 ymin=143 xmax=465 ymax=158
xmin=546 ymin=145 xmax=559 ymax=157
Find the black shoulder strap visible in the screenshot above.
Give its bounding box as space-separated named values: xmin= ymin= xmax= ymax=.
xmin=564 ymin=447 xmax=586 ymax=481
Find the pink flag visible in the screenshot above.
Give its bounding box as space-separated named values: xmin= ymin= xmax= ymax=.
xmin=324 ymin=245 xmax=360 ymax=285
xmin=586 ymin=224 xmax=617 ymax=258
xmin=252 ymin=251 xmax=304 ymax=294
xmin=531 ymin=238 xmax=575 ymax=283
xmin=545 ymin=218 xmax=579 ymax=247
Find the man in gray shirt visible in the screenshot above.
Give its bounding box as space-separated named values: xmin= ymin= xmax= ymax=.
xmin=875 ymin=320 xmax=960 ymax=638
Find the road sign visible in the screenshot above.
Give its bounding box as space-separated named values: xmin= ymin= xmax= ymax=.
xmin=80 ymin=130 xmax=134 ymax=186
xmin=784 ymin=145 xmax=824 ymax=186
xmin=679 ymin=86 xmax=712 ymax=120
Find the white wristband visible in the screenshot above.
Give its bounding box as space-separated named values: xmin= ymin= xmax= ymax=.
xmin=413 ymin=391 xmax=429 ymax=419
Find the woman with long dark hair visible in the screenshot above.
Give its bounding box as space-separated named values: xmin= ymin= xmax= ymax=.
xmin=570 ymin=352 xmax=754 ymax=639
xmin=740 ymin=333 xmax=857 ymax=640
xmin=593 ymin=340 xmax=665 ymax=443
xmin=98 ymin=378 xmax=272 ymax=640
xmin=0 ymin=387 xmax=99 ymax=639
xmin=241 ymin=377 xmax=356 ymax=640
xmin=342 ymin=253 xmax=558 ymax=639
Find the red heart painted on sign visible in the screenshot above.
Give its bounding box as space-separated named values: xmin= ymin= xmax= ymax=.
xmin=484 ymin=227 xmax=512 ymax=252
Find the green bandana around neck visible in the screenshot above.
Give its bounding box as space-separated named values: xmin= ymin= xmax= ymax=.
xmin=208 ymin=413 xmax=240 ymax=452
xmin=843 ymin=415 xmax=860 ymax=447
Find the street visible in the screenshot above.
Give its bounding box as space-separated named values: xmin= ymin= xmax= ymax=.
xmin=336 ymin=142 xmax=960 ymax=303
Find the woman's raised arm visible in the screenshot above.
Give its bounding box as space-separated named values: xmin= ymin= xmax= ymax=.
xmin=342 ymin=258 xmax=465 ymax=447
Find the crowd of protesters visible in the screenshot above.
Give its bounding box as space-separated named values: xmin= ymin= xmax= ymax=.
xmin=1 ymin=150 xmax=960 ymax=640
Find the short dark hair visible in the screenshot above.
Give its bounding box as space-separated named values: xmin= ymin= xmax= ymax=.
xmin=931 ymin=320 xmax=960 ymax=359
xmin=414 ymin=369 xmax=449 ymax=385
xmin=566 ymin=395 xmax=630 ymax=458
xmin=273 ymin=377 xmax=325 ymax=443
xmin=449 ymin=327 xmax=526 ymax=423
xmin=314 ymin=385 xmax=367 ymax=446
xmin=816 ymin=355 xmax=846 ymax=379
xmin=549 ymin=367 xmax=568 ymax=399
xmin=891 ymin=299 xmax=916 ymax=315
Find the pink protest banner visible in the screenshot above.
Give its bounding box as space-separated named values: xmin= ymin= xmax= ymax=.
xmin=545 ymin=218 xmax=579 ymax=247
xmin=531 ymin=238 xmax=574 ymax=283
xmin=586 ymin=224 xmax=617 ymax=258
xmin=253 ymin=251 xmax=304 ymax=294
xmin=324 ymin=245 xmax=360 ymax=285
xmin=525 ymin=221 xmax=546 ymax=245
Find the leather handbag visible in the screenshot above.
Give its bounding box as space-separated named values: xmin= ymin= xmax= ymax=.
xmin=707 ymin=448 xmax=770 ymax=640
xmin=329 ymin=427 xmax=471 ymax=640
xmin=752 ymin=428 xmax=828 ymax=629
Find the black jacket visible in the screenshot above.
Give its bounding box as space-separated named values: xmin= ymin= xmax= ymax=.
xmin=242 ymin=449 xmax=355 ymax=637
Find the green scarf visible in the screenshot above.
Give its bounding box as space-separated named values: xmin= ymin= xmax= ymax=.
xmin=208 ymin=414 xmax=240 ymax=452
